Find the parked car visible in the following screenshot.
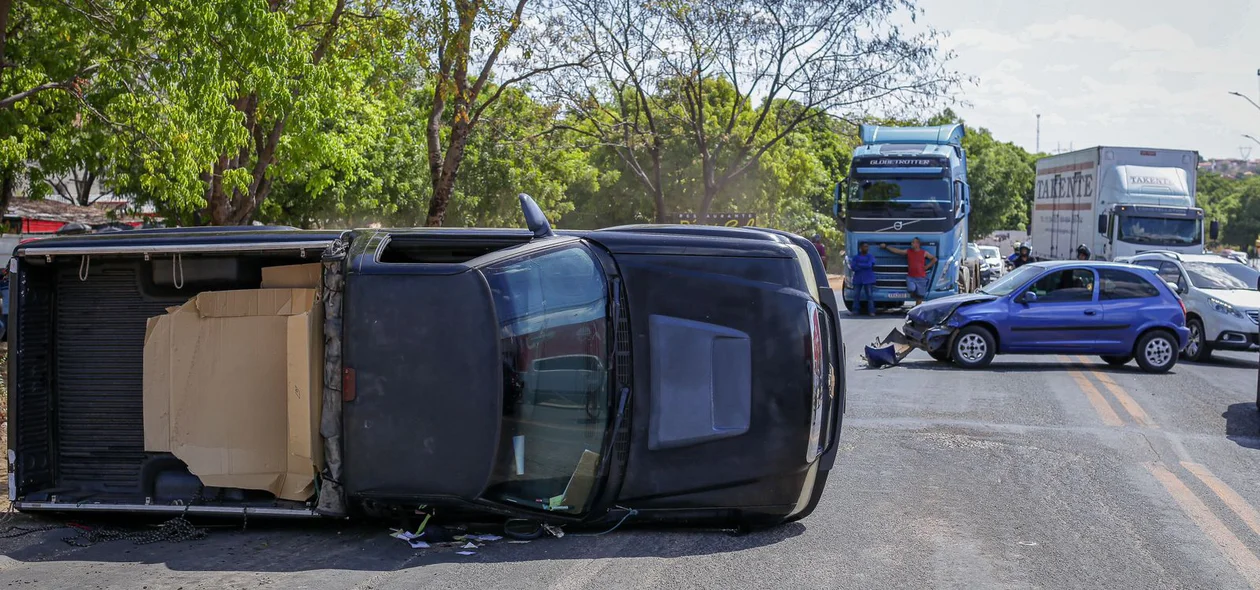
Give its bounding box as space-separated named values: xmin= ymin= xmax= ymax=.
xmin=6 ymin=196 xmax=845 ymax=530
xmin=978 ymin=245 xmax=1003 ymax=284
xmin=902 ymin=261 xmax=1189 ymax=373
xmin=1119 ymin=251 xmax=1260 ymax=362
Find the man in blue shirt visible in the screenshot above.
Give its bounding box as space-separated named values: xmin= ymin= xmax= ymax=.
xmin=849 ymin=242 xmax=877 ymax=316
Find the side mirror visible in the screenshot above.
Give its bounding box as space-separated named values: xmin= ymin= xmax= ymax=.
xmin=1210 ymin=220 xmax=1220 ymax=241
xmin=1166 ymin=281 xmax=1184 ymax=295
xmin=1017 ymin=291 xmax=1038 ymax=304
xmin=1097 ymin=214 xmax=1108 ymax=235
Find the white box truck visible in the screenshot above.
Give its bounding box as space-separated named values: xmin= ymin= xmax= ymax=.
xmin=1031 ymin=146 xmax=1217 ymax=261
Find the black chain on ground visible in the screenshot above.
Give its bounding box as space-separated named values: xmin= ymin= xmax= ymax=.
xmin=61 ymin=515 xmax=207 ymax=547
xmin=0 ymin=491 xmax=210 ymax=547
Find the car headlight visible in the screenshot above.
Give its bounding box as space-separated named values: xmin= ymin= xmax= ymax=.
xmin=1210 ymin=297 xmax=1245 ymax=319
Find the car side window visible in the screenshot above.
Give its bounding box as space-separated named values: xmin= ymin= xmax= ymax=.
xmin=1157 ymin=262 xmax=1186 ymax=291
xmin=1099 ymin=269 xmax=1160 ymax=300
xmin=1027 ymin=269 xmax=1095 ymax=303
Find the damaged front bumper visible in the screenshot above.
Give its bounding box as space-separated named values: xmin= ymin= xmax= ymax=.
xmin=901 ymin=320 xmax=955 ymax=355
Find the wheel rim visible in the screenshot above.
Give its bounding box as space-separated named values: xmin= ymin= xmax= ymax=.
xmin=1186 ymin=323 xmax=1201 ymax=357
xmin=957 ymin=333 xmax=987 ymax=362
xmin=1145 ymin=336 xmax=1174 ymax=368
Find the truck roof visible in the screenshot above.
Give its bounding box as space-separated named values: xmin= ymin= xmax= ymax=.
xmin=858 ymin=123 xmax=965 ymax=146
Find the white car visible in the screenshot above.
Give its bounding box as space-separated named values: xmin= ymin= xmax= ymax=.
xmin=978 ymin=246 xmax=1003 ymax=275
xmin=1123 ymin=251 xmax=1260 ymax=362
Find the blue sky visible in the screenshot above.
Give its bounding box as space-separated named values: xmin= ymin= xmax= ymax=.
xmin=918 ymin=0 xmax=1260 ymax=159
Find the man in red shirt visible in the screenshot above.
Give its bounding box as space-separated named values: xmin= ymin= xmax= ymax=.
xmin=880 ymin=238 xmax=936 ymax=307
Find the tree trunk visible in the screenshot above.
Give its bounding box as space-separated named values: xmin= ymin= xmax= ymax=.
xmin=425 ymin=122 xmax=473 ymax=227
xmin=0 ymin=170 xmax=13 ymax=219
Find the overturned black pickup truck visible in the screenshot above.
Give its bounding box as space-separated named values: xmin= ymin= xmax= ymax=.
xmin=6 ymin=196 xmax=845 ymax=530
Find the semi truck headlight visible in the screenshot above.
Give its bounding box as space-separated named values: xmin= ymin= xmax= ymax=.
xmin=933 ymin=258 xmax=956 ymax=291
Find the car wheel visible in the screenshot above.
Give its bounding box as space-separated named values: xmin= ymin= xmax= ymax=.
xmin=951 ymin=326 xmax=995 ymax=369
xmin=843 ymin=298 xmax=855 ymax=312
xmin=1100 ymin=355 xmax=1132 ymax=366
xmin=1182 ymin=318 xmax=1212 ymax=362
xmin=1135 ymin=331 xmax=1178 ymax=374
xmin=928 ymin=348 xmax=952 ymax=363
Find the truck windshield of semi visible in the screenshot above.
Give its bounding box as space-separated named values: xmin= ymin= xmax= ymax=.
xmin=838 ymin=124 xmax=970 ymax=310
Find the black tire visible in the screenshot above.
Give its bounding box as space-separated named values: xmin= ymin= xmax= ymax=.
xmin=951 ymin=325 xmax=995 ymax=369
xmin=1100 ymin=355 xmax=1132 ymax=366
xmin=928 ymin=348 xmax=952 ymax=362
xmin=1134 ymin=330 xmax=1178 ymax=374
xmin=843 ymin=298 xmax=855 ymax=312
xmin=1182 ymin=317 xmax=1212 ymax=362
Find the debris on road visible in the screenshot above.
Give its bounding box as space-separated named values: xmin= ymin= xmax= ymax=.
xmin=862 ymin=329 xmax=915 ymax=369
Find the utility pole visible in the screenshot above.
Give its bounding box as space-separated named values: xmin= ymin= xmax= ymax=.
xmin=1036 ymin=114 xmax=1041 ymax=154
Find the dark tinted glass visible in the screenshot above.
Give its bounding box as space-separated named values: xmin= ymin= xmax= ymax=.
xmin=1099 ymin=268 xmax=1160 ymax=300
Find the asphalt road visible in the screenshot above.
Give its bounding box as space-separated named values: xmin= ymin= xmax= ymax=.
xmin=2 ymin=305 xmax=1260 ymax=589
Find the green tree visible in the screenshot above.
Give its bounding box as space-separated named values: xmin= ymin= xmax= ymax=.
xmin=102 ymin=0 xmax=409 ymax=225
xmin=0 ymin=0 xmax=132 ymax=212
xmin=962 ymin=127 xmax=1034 ymax=237
xmin=411 ymin=0 xmax=588 ymax=227
xmin=554 ymin=0 xmax=956 ymax=223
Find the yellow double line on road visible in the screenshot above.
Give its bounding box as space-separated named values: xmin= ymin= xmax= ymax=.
xmin=1058 ymin=355 xmax=1153 ymax=427
xmin=1058 ymin=355 xmax=1260 ymax=587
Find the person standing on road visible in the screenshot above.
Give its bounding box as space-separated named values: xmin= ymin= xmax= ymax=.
xmin=810 ymin=234 xmax=828 ymax=268
xmin=849 ymin=242 xmax=876 ymax=316
xmin=880 ymin=238 xmax=935 ymax=307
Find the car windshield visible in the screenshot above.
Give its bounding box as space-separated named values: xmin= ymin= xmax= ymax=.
xmin=481 ymin=245 xmax=612 ymax=515
xmin=980 ymin=247 xmax=1000 ymax=259
xmin=1184 ymin=261 xmax=1259 ymax=291
xmin=967 ymin=244 xmax=981 ymax=259
xmin=979 ymin=264 xmax=1041 ymax=296
xmin=1116 ymin=216 xmax=1201 ymax=246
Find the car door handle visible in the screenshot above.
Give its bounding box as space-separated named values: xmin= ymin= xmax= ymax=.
xmin=1084 ymin=310 xmax=1097 ymax=316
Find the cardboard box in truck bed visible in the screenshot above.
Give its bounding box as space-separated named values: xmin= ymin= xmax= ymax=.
xmin=142 ymin=264 xmax=324 ymax=502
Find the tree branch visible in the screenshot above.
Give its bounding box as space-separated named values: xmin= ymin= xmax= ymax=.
xmin=0 ymin=64 xmax=99 ymax=110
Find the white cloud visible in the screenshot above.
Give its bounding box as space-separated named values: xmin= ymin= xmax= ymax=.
xmin=943 ymin=29 xmax=1029 ymax=53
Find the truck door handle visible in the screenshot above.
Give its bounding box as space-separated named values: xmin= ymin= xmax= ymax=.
xmin=1084 ymin=310 xmax=1097 ymax=316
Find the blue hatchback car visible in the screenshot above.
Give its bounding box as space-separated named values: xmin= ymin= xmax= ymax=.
xmin=903 ymin=261 xmax=1189 ymax=373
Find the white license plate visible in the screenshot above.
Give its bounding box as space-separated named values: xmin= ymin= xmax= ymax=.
xmin=886 ymin=292 xmax=906 ymax=299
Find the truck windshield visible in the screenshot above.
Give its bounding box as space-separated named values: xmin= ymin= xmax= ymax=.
xmin=1116 ymin=216 xmax=1200 ymax=246
xmin=480 ymin=244 xmax=612 ymax=515
xmin=851 ymin=178 xmax=951 ymax=203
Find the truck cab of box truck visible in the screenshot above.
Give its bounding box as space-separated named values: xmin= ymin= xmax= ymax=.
xmin=837 ymin=124 xmax=970 ymax=309
xmin=1095 ymin=166 xmax=1214 ymax=259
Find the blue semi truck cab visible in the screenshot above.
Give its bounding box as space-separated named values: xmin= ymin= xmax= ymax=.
xmin=837 ymin=124 xmax=970 ymax=310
